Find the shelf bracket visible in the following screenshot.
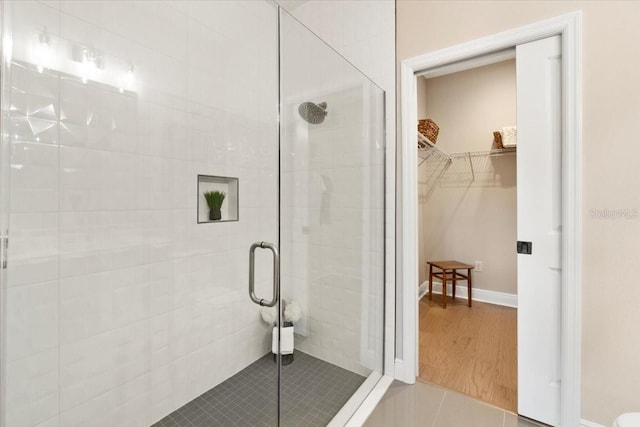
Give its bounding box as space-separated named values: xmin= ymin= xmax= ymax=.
xmin=467 ymin=152 xmax=475 ymax=181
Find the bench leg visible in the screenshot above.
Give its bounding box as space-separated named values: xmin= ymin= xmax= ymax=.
xmin=442 ymin=270 xmax=447 ymax=309
xmin=452 ymin=269 xmax=457 ymax=300
xmin=468 ymin=268 xmax=472 ymax=307
xmin=428 ymin=264 xmax=433 ymax=300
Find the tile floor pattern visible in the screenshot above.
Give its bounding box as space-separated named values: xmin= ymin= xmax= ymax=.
xmin=153 ymin=351 xmax=366 ymax=427
xmin=364 ymin=381 xmax=547 ymax=427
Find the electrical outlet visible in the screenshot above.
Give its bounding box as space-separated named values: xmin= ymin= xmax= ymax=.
xmin=475 ymin=261 xmax=483 ymax=272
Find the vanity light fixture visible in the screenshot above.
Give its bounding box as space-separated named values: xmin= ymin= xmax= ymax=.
xmin=72 ymin=44 xmax=104 ymax=84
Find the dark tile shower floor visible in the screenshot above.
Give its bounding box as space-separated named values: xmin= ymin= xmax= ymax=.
xmin=153 ymin=351 xmax=366 ymax=427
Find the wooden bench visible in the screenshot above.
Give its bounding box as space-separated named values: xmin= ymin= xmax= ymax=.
xmin=427 ymin=260 xmax=474 ymax=308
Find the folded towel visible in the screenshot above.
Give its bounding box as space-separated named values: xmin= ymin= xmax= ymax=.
xmin=272 ymin=326 xmax=294 ymax=355
xmin=501 ymin=126 xmax=517 ymax=147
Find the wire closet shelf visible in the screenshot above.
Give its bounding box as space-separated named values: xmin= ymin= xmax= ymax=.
xmin=417 ymin=131 xmax=516 ymax=199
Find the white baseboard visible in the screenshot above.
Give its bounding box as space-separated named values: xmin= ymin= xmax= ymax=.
xmin=581 ymin=419 xmax=606 ymax=427
xmin=394 ymin=358 xmax=404 ymax=377
xmin=419 ymin=280 xmax=518 ymax=308
xmin=393 ymin=357 xmax=415 ymax=384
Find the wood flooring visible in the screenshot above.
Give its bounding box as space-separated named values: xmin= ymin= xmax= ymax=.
xmin=418 ymin=294 xmax=517 ymax=413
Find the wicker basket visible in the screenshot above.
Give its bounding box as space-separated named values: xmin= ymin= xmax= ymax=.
xmin=418 ymin=119 xmax=439 ymax=144
xmin=493 ymin=131 xmax=504 ymax=149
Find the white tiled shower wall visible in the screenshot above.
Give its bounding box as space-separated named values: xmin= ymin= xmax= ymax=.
xmin=280 ymin=85 xmax=385 ymax=376
xmin=3 ymin=0 xmax=396 ymax=426
xmin=5 ymin=1 xmax=279 ymax=425
xmin=278 ymin=0 xmax=396 ymax=375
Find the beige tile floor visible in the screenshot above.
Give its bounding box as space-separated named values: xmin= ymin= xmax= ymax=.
xmin=364 ymin=381 xmax=545 ymax=427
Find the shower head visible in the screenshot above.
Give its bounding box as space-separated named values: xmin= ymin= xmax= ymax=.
xmin=298 ymin=101 xmax=328 ymax=124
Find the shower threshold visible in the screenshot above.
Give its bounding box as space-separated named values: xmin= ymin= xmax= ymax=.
xmin=153 ymin=351 xmax=366 ymax=427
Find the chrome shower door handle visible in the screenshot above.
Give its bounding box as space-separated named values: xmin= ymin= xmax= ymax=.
xmin=248 ymin=241 xmax=280 ymax=307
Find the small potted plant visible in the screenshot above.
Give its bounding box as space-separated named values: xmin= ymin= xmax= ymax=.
xmin=260 ymin=300 xmax=302 ymax=365
xmin=204 ymin=190 xmax=226 ymax=221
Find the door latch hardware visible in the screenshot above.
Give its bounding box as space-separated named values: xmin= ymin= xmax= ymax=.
xmin=517 ymin=241 xmax=532 ymax=255
xmin=248 ymin=241 xmax=280 ymax=307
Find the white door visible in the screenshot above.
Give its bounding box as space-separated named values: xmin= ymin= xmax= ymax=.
xmin=516 ymin=35 xmax=562 ymax=426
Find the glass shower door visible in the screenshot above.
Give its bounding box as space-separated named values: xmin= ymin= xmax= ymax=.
xmin=278 ymin=8 xmax=386 ymax=425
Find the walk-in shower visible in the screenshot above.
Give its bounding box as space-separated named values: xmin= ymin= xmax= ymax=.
xmin=0 ymin=1 xmax=385 ymax=426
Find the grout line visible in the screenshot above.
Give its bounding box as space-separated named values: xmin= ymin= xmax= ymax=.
xmin=431 ymin=391 xmax=447 ymax=427
xmin=502 ymin=410 xmax=506 ymax=427
xmin=152 ymin=352 xmax=365 ymax=426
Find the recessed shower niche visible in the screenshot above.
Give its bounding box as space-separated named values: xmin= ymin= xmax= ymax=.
xmin=197 ymin=175 xmax=239 ymax=223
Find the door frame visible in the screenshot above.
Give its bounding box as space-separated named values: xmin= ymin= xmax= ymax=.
xmin=398 ymin=12 xmax=582 ymax=427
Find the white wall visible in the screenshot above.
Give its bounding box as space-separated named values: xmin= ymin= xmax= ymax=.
xmin=417 ymin=61 xmax=517 ymax=295
xmin=4 ymin=1 xmax=278 ymax=425
xmin=397 ymin=1 xmax=640 ymax=425
xmin=419 ymin=60 xmax=516 ymax=152
xmin=417 ymin=76 xmax=428 ymax=119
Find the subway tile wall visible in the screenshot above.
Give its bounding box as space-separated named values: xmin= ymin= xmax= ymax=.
xmin=280 ymin=85 xmax=385 ymax=376
xmin=3 ymin=1 xmax=395 ymax=426
xmin=4 ymin=1 xmax=279 ymax=425
xmin=278 ymin=0 xmax=395 ymax=375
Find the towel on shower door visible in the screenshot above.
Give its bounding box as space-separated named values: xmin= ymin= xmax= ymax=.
xmin=272 ymin=326 xmax=294 ymax=355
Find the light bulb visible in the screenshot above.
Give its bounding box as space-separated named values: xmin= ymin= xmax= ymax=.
xmin=3 ymin=34 xmax=13 ymax=64
xmin=35 ymin=30 xmax=52 ymax=73
xmin=80 ymin=56 xmax=89 ymax=84
xmin=119 ymin=64 xmax=135 ymax=93
xmin=79 ymin=47 xmax=95 ymax=84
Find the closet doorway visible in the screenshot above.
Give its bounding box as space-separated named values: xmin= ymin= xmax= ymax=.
xmin=416 ymin=55 xmax=518 ymax=412
xmin=399 ymin=13 xmax=582 ymax=427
